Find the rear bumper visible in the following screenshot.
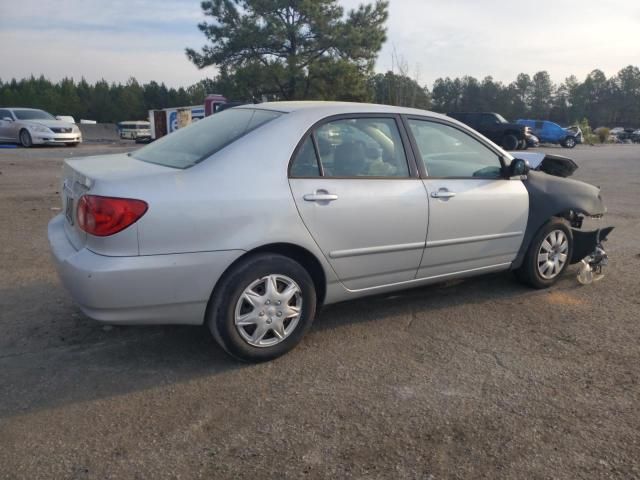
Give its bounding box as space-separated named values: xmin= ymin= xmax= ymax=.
xmin=47 ymin=214 xmax=244 ymax=325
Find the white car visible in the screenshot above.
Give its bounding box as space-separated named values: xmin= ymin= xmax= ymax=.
xmin=0 ymin=108 xmax=82 ymax=147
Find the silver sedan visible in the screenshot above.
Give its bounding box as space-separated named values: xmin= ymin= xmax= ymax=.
xmin=0 ymin=107 xmax=82 ymax=147
xmin=48 ymin=102 xmax=610 ymax=361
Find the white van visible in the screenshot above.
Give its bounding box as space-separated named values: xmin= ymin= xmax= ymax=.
xmin=118 ymin=120 xmax=151 ymax=140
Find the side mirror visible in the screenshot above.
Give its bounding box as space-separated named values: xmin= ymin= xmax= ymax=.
xmin=508 ymin=158 xmax=530 ymax=177
xmin=2 ymin=117 xmax=13 ymax=122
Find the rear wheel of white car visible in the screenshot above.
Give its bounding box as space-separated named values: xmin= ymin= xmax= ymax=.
xmin=207 ymin=253 xmax=317 ymax=362
xmin=19 ymin=129 xmax=32 ymax=148
xmin=516 ymin=218 xmax=573 ymax=289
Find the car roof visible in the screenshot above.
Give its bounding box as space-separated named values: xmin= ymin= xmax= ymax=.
xmin=246 ymin=101 xmax=449 ymax=120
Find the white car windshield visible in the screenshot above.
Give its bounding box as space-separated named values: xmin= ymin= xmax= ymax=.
xmin=132 ymin=108 xmax=283 ymax=169
xmin=13 ymin=109 xmax=56 ymax=120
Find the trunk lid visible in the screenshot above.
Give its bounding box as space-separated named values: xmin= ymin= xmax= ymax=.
xmin=60 ymin=153 xmax=173 ymax=251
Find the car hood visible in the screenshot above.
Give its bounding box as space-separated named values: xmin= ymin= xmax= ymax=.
xmin=21 ymin=119 xmax=76 ymax=128
xmin=509 ymin=151 xmax=578 ymax=178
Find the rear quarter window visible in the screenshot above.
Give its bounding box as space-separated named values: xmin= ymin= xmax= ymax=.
xmin=132 ymin=108 xmax=283 ymax=169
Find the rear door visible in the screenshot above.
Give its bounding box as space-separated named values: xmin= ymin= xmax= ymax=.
xmin=289 ymin=115 xmax=429 ymax=291
xmin=404 ymin=117 xmax=528 ymax=279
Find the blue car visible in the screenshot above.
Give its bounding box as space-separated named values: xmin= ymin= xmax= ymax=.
xmin=516 ymin=119 xmax=582 ymax=148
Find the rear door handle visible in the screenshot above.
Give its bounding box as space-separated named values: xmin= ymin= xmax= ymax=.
xmin=431 ymin=189 xmax=456 ymax=199
xmin=303 ymin=190 xmax=338 ymax=202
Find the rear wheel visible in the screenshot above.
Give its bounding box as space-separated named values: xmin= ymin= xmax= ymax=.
xmin=19 ymin=129 xmax=32 ymax=148
xmin=502 ymin=134 xmax=519 ymax=150
xmin=515 ymin=219 xmax=573 ymax=289
xmin=207 ymin=253 xmax=317 ymax=362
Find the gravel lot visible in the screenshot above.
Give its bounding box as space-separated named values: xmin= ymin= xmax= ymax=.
xmin=0 ymin=143 xmax=639 ymax=479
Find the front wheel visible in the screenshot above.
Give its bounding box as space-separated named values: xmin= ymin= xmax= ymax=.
xmin=562 ymin=136 xmax=577 ymax=148
xmin=19 ymin=129 xmax=33 ymax=148
xmin=207 ymin=253 xmax=317 ymax=362
xmin=515 ymin=219 xmax=573 ymax=289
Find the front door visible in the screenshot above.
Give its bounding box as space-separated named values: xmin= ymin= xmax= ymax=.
xmin=289 ymin=116 xmax=428 ymax=291
xmin=404 ymin=117 xmax=529 ymax=279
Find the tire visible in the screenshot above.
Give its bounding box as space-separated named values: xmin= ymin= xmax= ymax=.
xmin=19 ymin=129 xmax=33 ymax=148
xmin=562 ymin=136 xmax=577 ymax=149
xmin=66 ymin=142 xmax=79 ymax=147
xmin=502 ymin=134 xmax=519 ymax=150
xmin=515 ymin=218 xmax=573 ymax=289
xmin=206 ymin=253 xmax=317 ymax=362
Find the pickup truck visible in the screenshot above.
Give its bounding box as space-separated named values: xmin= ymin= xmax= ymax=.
xmin=447 ymin=112 xmax=530 ymax=150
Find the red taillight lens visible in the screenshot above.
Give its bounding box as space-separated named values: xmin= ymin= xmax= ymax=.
xmin=77 ymin=195 xmax=148 ymax=237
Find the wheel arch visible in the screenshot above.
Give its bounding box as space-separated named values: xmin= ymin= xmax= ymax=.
xmin=204 ymin=242 xmax=328 ymax=325
xmin=512 ymin=171 xmax=606 ymax=269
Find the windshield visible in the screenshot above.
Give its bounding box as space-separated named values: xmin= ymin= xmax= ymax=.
xmin=132 ymin=108 xmax=283 ymax=169
xmin=13 ymin=109 xmax=55 ymax=120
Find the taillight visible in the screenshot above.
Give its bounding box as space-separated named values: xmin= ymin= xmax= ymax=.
xmin=77 ymin=195 xmax=148 ymax=237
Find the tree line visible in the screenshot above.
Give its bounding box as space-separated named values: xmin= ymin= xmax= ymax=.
xmin=0 ymin=76 xmax=210 ymax=123
xmin=2 ymin=66 xmax=638 ymax=128
xmin=430 ymin=67 xmax=640 ymax=129
xmin=2 ymin=0 xmax=639 ymax=129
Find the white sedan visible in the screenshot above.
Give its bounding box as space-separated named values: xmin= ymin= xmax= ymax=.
xmin=48 ymin=102 xmax=612 ymax=362
xmin=0 ymin=107 xmax=82 ymax=147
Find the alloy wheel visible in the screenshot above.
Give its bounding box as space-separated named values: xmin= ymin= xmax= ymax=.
xmin=537 ymin=230 xmax=569 ymax=279
xmin=234 ymin=274 xmax=303 ymax=348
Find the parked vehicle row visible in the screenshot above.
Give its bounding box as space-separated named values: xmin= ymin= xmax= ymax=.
xmin=446 ymin=112 xmax=532 ymax=150
xmin=48 ymin=101 xmax=613 ymax=362
xmin=517 ymin=119 xmax=582 ymax=148
xmin=0 ymin=108 xmax=82 ymax=147
xmin=608 ymin=127 xmax=640 ymax=143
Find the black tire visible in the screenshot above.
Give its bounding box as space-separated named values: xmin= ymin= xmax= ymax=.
xmin=19 ymin=129 xmax=32 ymax=148
xmin=562 ymin=136 xmax=577 ymax=148
xmin=502 ymin=134 xmax=519 ymax=150
xmin=206 ymin=253 xmax=317 ymax=362
xmin=515 ymin=218 xmax=573 ymax=289
xmin=66 ymin=142 xmax=79 ymax=147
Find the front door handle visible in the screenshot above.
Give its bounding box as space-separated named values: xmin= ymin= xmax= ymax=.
xmin=431 ymin=189 xmax=456 ymax=199
xmin=303 ymin=190 xmax=338 ymax=202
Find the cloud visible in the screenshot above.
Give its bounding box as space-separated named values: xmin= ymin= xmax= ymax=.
xmin=344 ymin=0 xmax=640 ymax=86
xmin=1 ymin=0 xmax=639 ymax=87
xmin=0 ymin=0 xmax=213 ymax=86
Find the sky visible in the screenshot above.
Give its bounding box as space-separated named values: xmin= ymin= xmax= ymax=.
xmin=1 ymin=0 xmax=639 ymax=88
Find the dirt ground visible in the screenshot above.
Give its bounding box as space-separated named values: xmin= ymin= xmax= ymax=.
xmin=0 ymin=143 xmax=639 ymax=479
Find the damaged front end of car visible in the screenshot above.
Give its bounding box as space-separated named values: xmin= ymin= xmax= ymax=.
xmin=511 ymin=152 xmax=615 ymax=284
xmin=573 ymin=226 xmax=614 ymax=284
